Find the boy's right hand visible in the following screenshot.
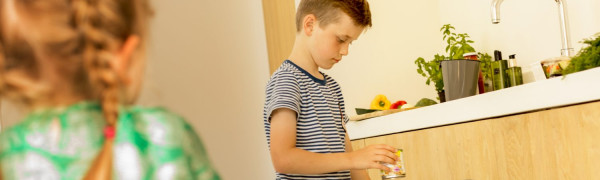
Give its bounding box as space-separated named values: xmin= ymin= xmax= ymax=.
xmin=348 ymin=144 xmax=398 ymax=172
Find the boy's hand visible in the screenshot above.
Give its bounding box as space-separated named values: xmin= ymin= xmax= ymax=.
xmin=348 ymin=144 xmax=398 ymax=172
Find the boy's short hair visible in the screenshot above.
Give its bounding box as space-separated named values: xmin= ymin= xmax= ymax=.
xmin=295 ymin=0 xmax=372 ymax=32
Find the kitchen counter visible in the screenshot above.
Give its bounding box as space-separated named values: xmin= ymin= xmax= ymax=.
xmin=347 ymin=67 xmax=600 ymax=140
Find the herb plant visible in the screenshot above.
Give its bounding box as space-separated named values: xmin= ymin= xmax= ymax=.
xmin=415 ymin=24 xmax=491 ymax=93
xmin=563 ymin=33 xmax=600 ymax=75
xmin=478 ymin=52 xmax=493 ymax=80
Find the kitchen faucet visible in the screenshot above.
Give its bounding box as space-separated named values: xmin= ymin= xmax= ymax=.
xmin=491 ymin=0 xmax=574 ymax=56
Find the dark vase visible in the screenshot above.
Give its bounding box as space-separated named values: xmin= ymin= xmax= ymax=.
xmin=438 ymin=90 xmax=446 ymax=103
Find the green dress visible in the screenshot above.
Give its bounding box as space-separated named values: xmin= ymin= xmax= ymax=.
xmin=0 ymin=101 xmax=220 ymax=180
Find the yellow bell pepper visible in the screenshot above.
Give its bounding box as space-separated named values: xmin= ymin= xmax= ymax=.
xmin=370 ymin=94 xmax=391 ymax=110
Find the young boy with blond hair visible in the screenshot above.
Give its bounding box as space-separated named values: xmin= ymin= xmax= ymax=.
xmin=263 ymin=0 xmax=398 ymax=179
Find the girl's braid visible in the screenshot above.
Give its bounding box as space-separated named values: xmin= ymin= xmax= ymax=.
xmin=72 ymin=0 xmax=123 ymax=178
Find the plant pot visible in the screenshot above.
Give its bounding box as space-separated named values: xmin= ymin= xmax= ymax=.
xmin=441 ymin=59 xmax=480 ymax=101
xmin=437 ymin=90 xmax=446 ymax=103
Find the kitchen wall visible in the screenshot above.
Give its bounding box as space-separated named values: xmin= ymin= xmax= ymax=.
xmin=294 ymin=0 xmax=600 ymax=116
xmin=437 ymin=0 xmax=600 ymax=81
xmin=142 ymin=0 xmax=273 ymax=179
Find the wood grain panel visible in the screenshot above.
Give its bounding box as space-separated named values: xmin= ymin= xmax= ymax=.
xmin=351 ymin=138 xmax=365 ymax=151
xmin=352 ymin=101 xmax=600 ymax=180
xmin=261 ymin=0 xmax=296 ymax=74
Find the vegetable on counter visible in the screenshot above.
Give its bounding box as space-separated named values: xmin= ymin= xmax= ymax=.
xmin=415 ymin=98 xmax=438 ymax=107
xmin=390 ymin=100 xmax=407 ymax=109
xmin=355 ymin=108 xmax=380 ymax=115
xmin=400 ymin=104 xmax=415 ymax=109
xmin=370 ymin=94 xmax=391 ymax=110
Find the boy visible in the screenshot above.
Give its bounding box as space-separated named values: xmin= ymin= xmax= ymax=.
xmin=263 ymin=0 xmax=398 ymax=179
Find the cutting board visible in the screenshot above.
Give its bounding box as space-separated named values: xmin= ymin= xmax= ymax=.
xmin=349 ymin=107 xmax=417 ymax=121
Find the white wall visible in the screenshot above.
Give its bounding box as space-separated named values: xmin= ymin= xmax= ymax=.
xmin=143 ymin=0 xmax=274 ymax=179
xmin=437 ymin=0 xmax=600 ymax=70
xmin=300 ymin=0 xmax=600 ymax=116
xmin=313 ymin=0 xmax=445 ymax=115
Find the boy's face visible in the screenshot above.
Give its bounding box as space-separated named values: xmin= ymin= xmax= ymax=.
xmin=308 ymin=12 xmax=365 ymax=70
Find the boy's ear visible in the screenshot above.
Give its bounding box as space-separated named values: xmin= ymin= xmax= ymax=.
xmin=112 ymin=35 xmax=140 ymax=85
xmin=302 ymin=14 xmax=317 ymax=36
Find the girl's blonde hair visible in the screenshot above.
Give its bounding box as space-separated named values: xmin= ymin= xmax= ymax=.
xmin=0 ymin=0 xmax=153 ymax=179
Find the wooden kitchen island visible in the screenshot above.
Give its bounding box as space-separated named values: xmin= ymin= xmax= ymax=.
xmin=348 ymin=68 xmax=600 ymax=180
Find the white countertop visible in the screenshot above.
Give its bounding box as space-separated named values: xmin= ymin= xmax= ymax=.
xmin=347 ymin=67 xmax=600 ymax=140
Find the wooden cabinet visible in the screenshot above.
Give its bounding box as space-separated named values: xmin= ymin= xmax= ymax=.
xmin=261 ymin=0 xmax=296 ymax=74
xmin=352 ymin=100 xmax=600 ymax=180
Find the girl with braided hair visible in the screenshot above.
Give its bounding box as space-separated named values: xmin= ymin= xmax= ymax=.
xmin=0 ymin=0 xmax=220 ymax=179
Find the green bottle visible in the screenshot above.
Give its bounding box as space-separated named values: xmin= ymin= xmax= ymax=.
xmin=491 ymin=50 xmax=509 ymax=90
xmin=506 ymin=54 xmax=523 ymax=86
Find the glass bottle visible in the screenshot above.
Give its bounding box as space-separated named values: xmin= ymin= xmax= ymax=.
xmin=491 ymin=50 xmax=509 ymax=90
xmin=506 ymin=54 xmax=523 ymax=86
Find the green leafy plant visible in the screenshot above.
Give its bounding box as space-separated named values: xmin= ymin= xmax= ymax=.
xmin=563 ymin=33 xmax=600 ymax=75
xmin=415 ymin=24 xmax=491 ymax=93
xmin=415 ymin=55 xmax=444 ymax=92
xmin=441 ymin=24 xmax=476 ymax=59
xmin=478 ymin=52 xmax=493 ymax=80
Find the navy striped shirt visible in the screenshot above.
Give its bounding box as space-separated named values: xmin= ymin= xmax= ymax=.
xmin=264 ymin=60 xmax=351 ymax=180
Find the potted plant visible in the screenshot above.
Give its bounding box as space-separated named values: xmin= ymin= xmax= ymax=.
xmin=415 ymin=24 xmax=492 ymax=102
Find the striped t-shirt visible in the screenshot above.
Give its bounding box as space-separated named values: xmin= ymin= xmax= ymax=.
xmin=263 ymin=60 xmax=350 ymax=180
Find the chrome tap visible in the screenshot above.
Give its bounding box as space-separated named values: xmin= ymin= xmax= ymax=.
xmin=491 ymin=0 xmax=574 ymax=56
xmin=491 ymin=0 xmax=503 ymax=24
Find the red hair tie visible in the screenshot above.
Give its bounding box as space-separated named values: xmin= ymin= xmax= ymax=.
xmin=104 ymin=126 xmax=116 ymax=139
